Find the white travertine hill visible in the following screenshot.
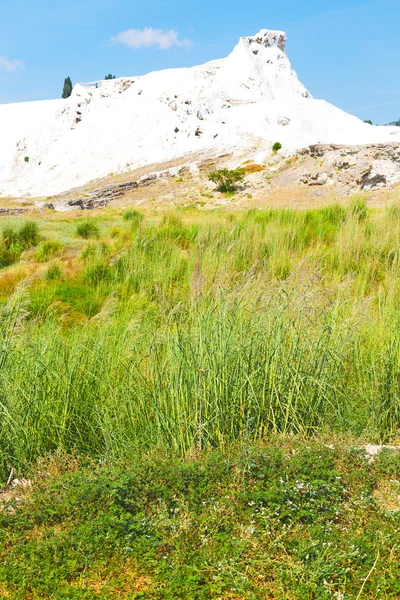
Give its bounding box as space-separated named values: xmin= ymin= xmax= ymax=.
xmin=1 ymin=29 xmax=400 ymax=197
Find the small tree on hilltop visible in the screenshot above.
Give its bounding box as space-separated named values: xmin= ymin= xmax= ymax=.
xmin=208 ymin=168 xmax=245 ymax=193
xmin=105 ymin=74 xmax=116 ymax=80
xmin=62 ymin=77 xmax=73 ymax=99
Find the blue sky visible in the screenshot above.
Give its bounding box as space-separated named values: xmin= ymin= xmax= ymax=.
xmin=1 ymin=0 xmax=399 ymax=124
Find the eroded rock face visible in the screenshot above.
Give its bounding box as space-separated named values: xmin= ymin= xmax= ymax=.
xmin=41 ymin=167 xmax=182 ymax=211
xmin=298 ymin=143 xmax=400 ymax=192
xmin=31 ymin=141 xmax=400 ymax=213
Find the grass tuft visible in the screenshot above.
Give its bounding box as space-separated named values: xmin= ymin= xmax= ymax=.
xmin=45 ymin=263 xmax=63 ymax=282
xmin=35 ymin=240 xmax=63 ymax=262
xmin=76 ymin=220 xmax=100 ymax=239
xmin=18 ymin=221 xmax=41 ymax=248
xmin=122 ymin=209 xmax=144 ymax=227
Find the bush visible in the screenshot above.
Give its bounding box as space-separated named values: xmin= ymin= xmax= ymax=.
xmin=320 ymin=203 xmax=347 ymax=225
xmin=161 ymin=212 xmax=183 ymax=229
xmin=81 ymin=243 xmax=111 ymax=263
xmin=35 ymin=241 xmax=63 ymax=262
xmin=24 ymin=156 xmax=29 ymax=163
xmin=272 ymin=142 xmax=282 ymax=154
xmin=2 ymin=226 xmax=20 ymax=250
xmin=207 ymin=168 xmax=245 ymax=193
xmin=0 ymin=243 xmax=22 ymax=268
xmin=0 ymin=221 xmax=41 ymax=267
xmin=83 ymin=262 xmax=112 ymax=285
xmin=0 ymin=221 xmax=41 ymax=268
xmin=80 ymin=244 xmax=97 ymax=262
xmin=110 ymin=226 xmax=121 ymax=239
xmin=350 ymin=195 xmax=368 ymax=221
xmin=122 ymin=209 xmax=144 ymax=227
xmin=45 ymin=264 xmax=63 ymax=282
xmin=76 ymin=221 xmax=100 ymax=239
xmin=18 ymin=221 xmax=41 ymax=248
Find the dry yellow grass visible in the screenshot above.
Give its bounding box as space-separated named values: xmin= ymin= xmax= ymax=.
xmin=373 ymin=479 xmax=400 ymax=512
xmin=72 ymin=559 xmax=152 ymax=597
xmin=242 ymin=162 xmax=264 ymax=174
xmin=0 ymin=585 xmax=11 ymax=598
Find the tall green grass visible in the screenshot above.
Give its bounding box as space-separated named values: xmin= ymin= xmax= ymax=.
xmin=0 ymin=201 xmax=400 ymax=478
xmin=0 ymin=220 xmax=41 ymax=267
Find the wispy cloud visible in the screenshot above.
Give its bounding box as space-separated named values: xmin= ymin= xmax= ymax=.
xmin=0 ymin=55 xmax=23 ymax=72
xmin=111 ymin=27 xmax=192 ymax=50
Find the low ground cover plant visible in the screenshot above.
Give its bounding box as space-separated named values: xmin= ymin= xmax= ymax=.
xmin=1 ymin=441 xmax=399 ymax=599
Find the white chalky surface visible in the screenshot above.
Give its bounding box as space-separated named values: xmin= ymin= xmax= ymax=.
xmin=1 ymin=29 xmax=399 ymax=197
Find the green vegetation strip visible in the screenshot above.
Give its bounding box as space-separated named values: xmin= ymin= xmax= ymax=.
xmin=1 ymin=442 xmax=400 ymax=599
xmin=0 ymin=200 xmax=399 ymax=477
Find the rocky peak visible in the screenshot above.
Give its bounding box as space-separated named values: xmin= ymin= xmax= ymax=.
xmin=242 ymin=29 xmax=287 ymax=53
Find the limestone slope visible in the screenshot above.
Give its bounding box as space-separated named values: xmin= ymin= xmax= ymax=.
xmin=1 ymin=29 xmax=399 ymax=197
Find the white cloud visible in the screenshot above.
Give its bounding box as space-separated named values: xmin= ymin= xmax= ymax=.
xmin=111 ymin=27 xmax=192 ymax=50
xmin=0 ymin=56 xmax=23 ymax=72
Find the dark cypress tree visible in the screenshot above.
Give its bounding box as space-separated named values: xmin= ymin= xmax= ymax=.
xmin=105 ymin=74 xmax=116 ymax=80
xmin=62 ymin=77 xmax=73 ymax=99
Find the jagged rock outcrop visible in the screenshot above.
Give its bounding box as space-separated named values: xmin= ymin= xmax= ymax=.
xmin=297 ymin=143 xmax=400 ymax=192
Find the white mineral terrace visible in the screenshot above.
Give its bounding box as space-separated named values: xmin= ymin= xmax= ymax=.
xmin=1 ymin=29 xmax=399 ymax=197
